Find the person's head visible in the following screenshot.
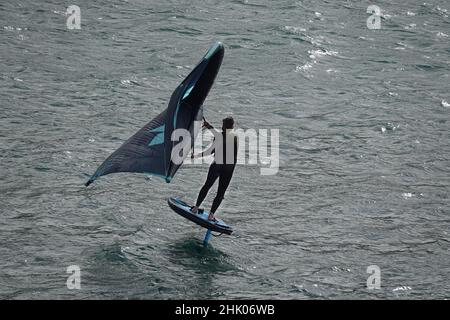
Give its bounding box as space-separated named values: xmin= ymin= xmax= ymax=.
xmin=222 ymin=116 xmax=234 ymax=130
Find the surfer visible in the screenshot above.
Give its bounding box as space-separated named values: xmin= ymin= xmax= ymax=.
xmin=191 ymin=116 xmax=238 ymax=221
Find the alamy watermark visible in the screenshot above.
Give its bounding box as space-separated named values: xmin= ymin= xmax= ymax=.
xmin=66 ymin=5 xmax=81 ymax=30
xmin=366 ymin=5 xmax=381 ymax=30
xmin=67 ymin=5 xmax=382 ymax=31
xmin=169 ymin=121 xmax=279 ymax=175
xmin=366 ymin=265 xmax=381 ymax=289
xmin=66 ymin=265 xmax=81 ymax=289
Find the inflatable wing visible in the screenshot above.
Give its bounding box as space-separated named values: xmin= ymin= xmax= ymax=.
xmin=85 ymin=42 xmax=224 ymax=186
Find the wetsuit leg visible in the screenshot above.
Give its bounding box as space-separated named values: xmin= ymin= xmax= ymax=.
xmin=210 ymin=165 xmax=235 ymax=214
xmin=195 ymin=163 xmax=220 ymax=207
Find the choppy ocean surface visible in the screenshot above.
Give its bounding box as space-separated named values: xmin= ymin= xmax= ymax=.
xmin=1 ymin=0 xmax=449 ymax=299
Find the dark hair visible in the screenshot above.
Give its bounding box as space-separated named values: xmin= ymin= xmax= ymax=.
xmin=222 ymin=116 xmax=234 ymax=129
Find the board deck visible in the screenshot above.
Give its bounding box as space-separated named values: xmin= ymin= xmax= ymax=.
xmin=168 ymin=197 xmax=233 ymax=235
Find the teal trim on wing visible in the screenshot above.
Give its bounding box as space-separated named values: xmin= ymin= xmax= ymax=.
xmin=204 ymin=42 xmax=221 ymax=60
xmin=149 ymin=125 xmax=165 ymax=133
xmin=144 ymin=171 xmax=169 ymax=181
xmin=173 ymin=102 xmax=180 ymax=129
xmin=148 ymin=133 xmax=164 ymax=146
xmin=148 ymin=124 xmax=165 ymax=146
xmin=182 ymin=85 xmax=194 ymax=100
xmin=174 ymin=82 xmax=195 ymax=128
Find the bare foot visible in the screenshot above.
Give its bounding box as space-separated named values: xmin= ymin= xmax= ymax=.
xmin=208 ymin=213 xmax=215 ymax=221
xmin=191 ymin=206 xmax=199 ymax=214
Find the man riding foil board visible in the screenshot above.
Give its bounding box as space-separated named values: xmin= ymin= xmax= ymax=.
xmin=191 ymin=116 xmax=238 ymax=221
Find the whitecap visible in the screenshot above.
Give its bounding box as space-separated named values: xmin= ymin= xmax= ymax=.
xmin=404 ymin=23 xmax=416 ymax=30
xmin=295 ymin=62 xmax=313 ymax=72
xmin=441 ymin=100 xmax=450 ymax=107
xmin=358 ymin=36 xmax=374 ymax=41
xmin=53 ymin=10 xmax=67 ymax=16
xmin=436 ymin=7 xmax=448 ymax=16
xmin=383 ymin=122 xmax=398 ymax=131
xmin=307 ymin=49 xmax=338 ymax=59
xmin=284 ymin=25 xmax=306 ymax=34
xmin=393 ymin=286 xmax=412 ymax=292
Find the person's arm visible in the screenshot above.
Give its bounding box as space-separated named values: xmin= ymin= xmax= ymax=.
xmin=191 ymin=117 xmax=218 ymax=158
xmin=191 ymin=138 xmax=216 ymax=159
xmin=203 ymin=117 xmax=220 ymax=136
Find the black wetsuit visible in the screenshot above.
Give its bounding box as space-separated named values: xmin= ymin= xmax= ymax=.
xmin=195 ymin=132 xmax=238 ymax=214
